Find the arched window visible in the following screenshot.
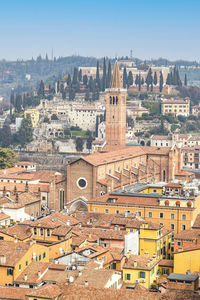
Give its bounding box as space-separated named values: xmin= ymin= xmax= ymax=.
xmin=110 ymin=96 xmax=112 ymax=104
xmin=113 ymin=96 xmax=115 ymax=105
xmin=116 ymin=96 xmax=118 ymax=104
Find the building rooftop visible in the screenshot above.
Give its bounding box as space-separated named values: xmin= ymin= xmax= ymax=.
xmin=168 ymin=273 xmax=199 ymax=282
xmin=123 ymin=254 xmax=159 ymax=270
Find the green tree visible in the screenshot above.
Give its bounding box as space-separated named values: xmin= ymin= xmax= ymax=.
xmin=86 ymin=135 xmax=93 ymax=151
xmin=96 ymin=61 xmax=101 ymax=90
xmin=138 ymin=74 xmax=141 ymax=91
xmin=72 ymin=67 xmax=78 ymax=85
xmin=67 ymin=74 xmax=71 ymax=86
xmin=102 ymin=57 xmax=106 ymax=91
xmin=69 ymin=88 xmax=75 ymax=101
xmin=78 ymin=69 xmax=82 ymax=82
xmin=159 ymin=71 xmax=164 ymax=92
xmin=15 ymin=94 xmax=22 ymax=113
xmin=83 ymin=75 xmax=88 ymax=86
xmin=88 ymin=77 xmax=95 ymax=92
xmin=18 ymin=117 xmax=33 ymax=147
xmin=153 ymin=72 xmax=157 ymax=86
xmin=0 ymin=148 xmax=18 ymax=169
xmin=127 ymin=71 xmax=133 ymax=87
xmin=106 ymin=61 xmax=111 ymax=88
xmin=38 ymin=80 xmax=45 ymax=97
xmin=145 ymin=68 xmax=153 ymax=91
xmin=0 ymin=123 xmax=11 ymax=147
xmin=85 ymin=89 xmax=90 ymax=101
xmin=123 ymin=67 xmax=127 ymax=88
xmin=135 ymin=74 xmax=139 ymax=85
xmin=43 ymin=116 xmax=50 ymax=123
xmin=184 ymin=74 xmax=187 ymax=86
xmin=75 ymin=137 xmax=84 ymax=152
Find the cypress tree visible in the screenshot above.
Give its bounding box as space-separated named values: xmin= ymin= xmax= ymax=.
xmin=106 ymin=61 xmax=111 ymax=88
xmin=72 ymin=67 xmax=78 ymax=85
xmin=102 ymin=57 xmax=106 ymax=92
xmin=85 ymin=89 xmax=90 ymax=102
xmin=184 ymin=74 xmax=187 ymax=86
xmin=153 ymin=72 xmax=157 ymax=86
xmin=146 ymin=68 xmax=153 ymax=91
xmin=67 ymin=74 xmax=71 ymax=86
xmin=127 ymin=71 xmax=133 ymax=87
xmin=141 ymin=77 xmax=144 ymax=85
xmin=138 ymin=74 xmax=141 ymax=91
xmin=123 ymin=67 xmax=127 ymax=88
xmin=166 ymin=73 xmax=171 ymax=85
xmin=96 ymin=61 xmax=101 ymax=90
xmin=135 ymin=74 xmax=139 ymax=85
xmin=83 ymin=75 xmax=88 ymax=86
xmin=78 ymin=69 xmax=82 ymax=82
xmin=159 ymin=71 xmax=164 ymax=92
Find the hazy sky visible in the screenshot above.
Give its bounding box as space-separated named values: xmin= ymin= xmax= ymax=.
xmin=0 ymin=0 xmax=200 ymax=61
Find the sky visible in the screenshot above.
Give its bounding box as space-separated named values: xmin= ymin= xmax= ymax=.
xmin=0 ymin=0 xmax=200 ymax=61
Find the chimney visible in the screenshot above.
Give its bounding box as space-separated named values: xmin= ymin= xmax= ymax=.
xmin=14 ymin=234 xmax=18 ymax=243
xmin=24 ymin=274 xmax=28 ymax=281
xmin=16 ymin=193 xmax=19 ymax=203
xmin=3 ymin=186 xmax=6 ymax=197
xmin=38 ymin=271 xmax=41 ymax=277
xmin=38 ymin=187 xmax=41 ymax=195
xmin=78 ymin=271 xmax=82 ymax=277
xmin=25 ymin=182 xmax=29 ymax=192
xmin=14 ymin=185 xmax=17 ymax=194
xmin=85 ymin=280 xmax=88 ymax=286
xmin=144 ymin=251 xmax=149 ymax=258
xmin=66 ymin=220 xmax=70 ymax=226
xmin=133 ymin=260 xmax=137 ymax=267
xmin=147 ymin=260 xmax=151 ymax=267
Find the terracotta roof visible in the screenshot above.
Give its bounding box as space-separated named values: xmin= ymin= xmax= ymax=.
xmin=88 ymin=193 xmax=160 ymax=207
xmin=0 ymin=286 xmax=31 ymax=299
xmin=0 ymin=167 xmax=25 ymax=175
xmin=30 ymin=216 xmax=62 ymax=229
xmin=0 ymin=224 xmax=31 ymax=241
xmin=0 ymin=182 xmax=50 ymax=193
xmin=165 ymin=183 xmax=183 ymax=188
xmin=0 ymin=212 xmax=9 ymax=221
xmin=162 ymin=99 xmax=189 ymax=104
xmin=52 ymin=225 xmax=72 ymax=237
xmin=0 ymin=240 xmax=31 ymax=267
xmin=43 ymin=269 xmax=78 ymax=284
xmin=123 ymin=254 xmax=159 ymax=270
xmin=82 ymin=146 xmax=170 ymax=167
xmin=174 ymin=229 xmax=200 ymax=241
xmin=151 ymin=135 xmax=172 ymax=140
xmin=0 ymin=192 xmax=40 ymax=209
xmin=51 ymin=212 xmax=79 ymax=226
xmin=159 ymin=259 xmax=174 ymax=267
xmin=17 ymin=161 xmax=34 ymax=165
xmin=174 ymin=243 xmax=200 ymax=253
xmin=72 ymin=226 xmax=127 ymax=241
xmin=109 ymin=247 xmax=124 ymax=261
xmin=25 ymin=284 xmax=62 ymax=299
xmin=71 ymin=236 xmax=86 ymax=247
xmin=193 ymin=214 xmax=200 ymax=229
xmin=74 ymin=268 xmax=118 ymax=288
xmin=15 ymin=261 xmax=50 ymax=284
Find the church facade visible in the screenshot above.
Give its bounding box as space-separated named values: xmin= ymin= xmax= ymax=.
xmin=66 ymin=62 xmax=186 ymax=210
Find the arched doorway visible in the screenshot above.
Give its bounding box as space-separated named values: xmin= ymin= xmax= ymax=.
xmin=69 ymin=199 xmax=88 ymax=212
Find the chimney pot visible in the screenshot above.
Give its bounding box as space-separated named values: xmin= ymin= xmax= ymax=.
xmin=85 ymin=280 xmax=88 ymax=286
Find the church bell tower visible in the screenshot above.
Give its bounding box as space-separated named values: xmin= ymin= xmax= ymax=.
xmin=105 ymin=61 xmax=127 ymax=149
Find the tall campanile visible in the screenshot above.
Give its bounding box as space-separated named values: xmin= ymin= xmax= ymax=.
xmin=105 ymin=61 xmax=127 ymax=149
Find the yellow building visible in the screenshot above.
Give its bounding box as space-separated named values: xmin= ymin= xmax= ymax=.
xmin=174 ymin=244 xmax=200 ymax=274
xmin=122 ymin=254 xmax=159 ymax=289
xmin=24 ymin=109 xmax=39 ymax=127
xmin=0 ymin=240 xmax=49 ymax=285
xmin=161 ymin=98 xmax=190 ymax=117
xmin=88 ymin=182 xmax=200 ymax=234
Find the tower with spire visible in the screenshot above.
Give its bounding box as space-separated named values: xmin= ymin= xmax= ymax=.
xmin=105 ymin=61 xmax=127 ymax=149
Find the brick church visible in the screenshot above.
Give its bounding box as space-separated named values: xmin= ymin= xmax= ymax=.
xmin=66 ymin=61 xmax=187 ymax=211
